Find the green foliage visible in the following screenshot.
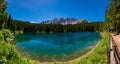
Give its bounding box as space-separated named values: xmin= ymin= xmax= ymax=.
xmin=2 ymin=56 xmax=7 ymax=63
xmin=7 ymin=15 xmax=12 ymax=29
xmin=0 ymin=29 xmax=33 ymax=64
xmin=0 ymin=0 xmax=8 ymax=29
xmin=0 ymin=31 xmax=4 ymax=41
xmin=1 ymin=29 xmax=11 ymax=38
xmin=78 ymin=32 xmax=109 ymax=64
xmin=105 ymin=0 xmax=120 ymax=34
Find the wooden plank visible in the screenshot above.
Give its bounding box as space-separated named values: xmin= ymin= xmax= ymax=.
xmin=110 ymin=35 xmax=116 ymax=64
xmin=113 ymin=47 xmax=120 ymax=64
xmin=110 ymin=34 xmax=120 ymax=64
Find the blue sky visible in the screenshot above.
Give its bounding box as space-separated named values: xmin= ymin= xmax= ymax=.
xmin=7 ymin=0 xmax=108 ymax=22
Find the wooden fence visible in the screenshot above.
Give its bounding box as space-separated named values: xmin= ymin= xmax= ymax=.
xmin=109 ymin=35 xmax=120 ymax=64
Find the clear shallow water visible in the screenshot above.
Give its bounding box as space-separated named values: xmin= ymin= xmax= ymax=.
xmin=15 ymin=32 xmax=100 ymax=61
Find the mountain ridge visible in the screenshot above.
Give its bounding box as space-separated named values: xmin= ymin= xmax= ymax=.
xmin=41 ymin=17 xmax=88 ymax=24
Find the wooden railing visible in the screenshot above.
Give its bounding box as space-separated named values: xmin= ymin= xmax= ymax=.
xmin=109 ymin=35 xmax=120 ymax=64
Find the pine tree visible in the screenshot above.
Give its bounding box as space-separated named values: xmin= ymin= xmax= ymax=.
xmin=105 ymin=0 xmax=120 ymax=34
xmin=0 ymin=0 xmax=8 ymax=29
xmin=7 ymin=15 xmax=12 ymax=29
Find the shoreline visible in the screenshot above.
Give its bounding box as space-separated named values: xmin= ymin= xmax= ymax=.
xmin=30 ymin=45 xmax=95 ymax=62
xmin=16 ymin=42 xmax=99 ymax=63
xmin=35 ymin=41 xmax=101 ymax=64
xmin=36 ymin=33 xmax=103 ymax=64
xmin=14 ymin=32 xmax=102 ymax=64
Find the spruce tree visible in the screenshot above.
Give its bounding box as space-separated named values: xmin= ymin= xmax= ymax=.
xmin=105 ymin=0 xmax=120 ymax=34
xmin=0 ymin=0 xmax=8 ymax=29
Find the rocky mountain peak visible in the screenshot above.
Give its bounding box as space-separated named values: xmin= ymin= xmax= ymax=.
xmin=41 ymin=17 xmax=88 ymax=24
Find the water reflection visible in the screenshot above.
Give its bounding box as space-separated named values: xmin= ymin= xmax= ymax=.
xmin=15 ymin=32 xmax=100 ymax=61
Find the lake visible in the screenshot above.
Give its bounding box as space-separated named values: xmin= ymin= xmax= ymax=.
xmin=15 ymin=32 xmax=100 ymax=62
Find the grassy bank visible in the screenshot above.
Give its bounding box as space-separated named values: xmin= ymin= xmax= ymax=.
xmin=39 ymin=32 xmax=109 ymax=64
xmin=77 ymin=32 xmax=109 ymax=64
xmin=0 ymin=29 xmax=34 ymax=64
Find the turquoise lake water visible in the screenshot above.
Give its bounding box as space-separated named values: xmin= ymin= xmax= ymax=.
xmin=15 ymin=32 xmax=100 ymax=61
